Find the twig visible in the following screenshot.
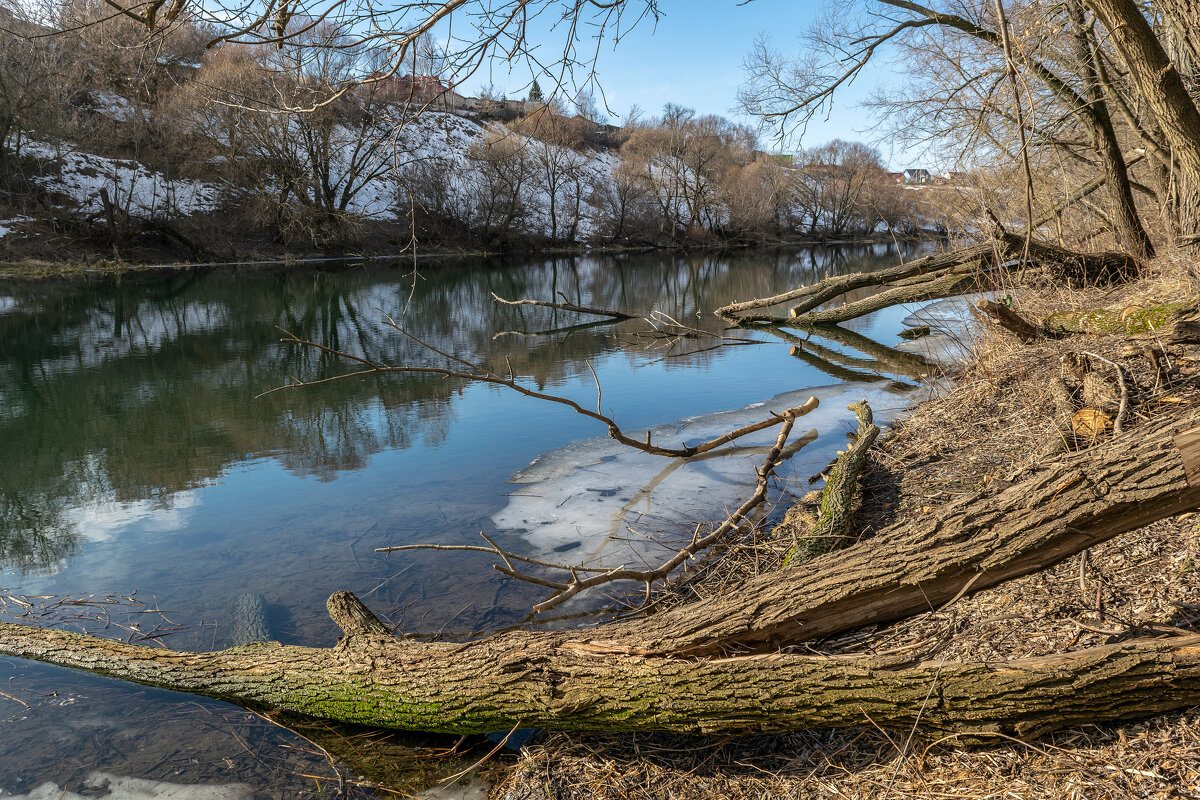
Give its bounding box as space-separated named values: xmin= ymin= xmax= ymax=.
xmin=1083 ymin=351 xmax=1130 ymax=434
xmin=491 ymin=292 xmax=634 ymax=319
xmin=431 ymin=720 xmax=524 ymax=793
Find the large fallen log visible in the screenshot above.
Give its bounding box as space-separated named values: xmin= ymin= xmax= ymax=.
xmin=601 ymin=405 xmax=1200 ymax=656
xmin=1043 ymin=302 xmax=1192 ymax=336
xmin=717 ymin=235 xmax=1141 ymax=327
xmin=1 ymin=592 xmax=1200 ymax=738
xmin=2 ymin=411 xmax=1199 ymax=738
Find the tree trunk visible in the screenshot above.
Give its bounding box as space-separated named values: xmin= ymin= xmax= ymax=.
xmin=2 ymin=595 xmax=1200 ymax=739
xmin=600 ymin=407 xmax=1200 ymax=656
xmin=714 ymin=242 xmax=999 ymax=322
xmin=1066 ymin=0 xmax=1155 ymax=260
xmin=1086 ymin=0 xmax=1200 ymax=242
xmin=2 ymin=412 xmax=1200 ymax=736
xmin=721 ymin=237 xmax=1138 ymax=327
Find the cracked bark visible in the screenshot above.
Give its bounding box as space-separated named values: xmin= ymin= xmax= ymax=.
xmin=1 ymin=410 xmax=1199 ymax=736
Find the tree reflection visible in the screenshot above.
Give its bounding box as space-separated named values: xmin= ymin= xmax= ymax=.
xmin=0 ymin=244 xmax=924 ymax=572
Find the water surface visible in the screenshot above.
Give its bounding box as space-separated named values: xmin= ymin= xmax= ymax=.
xmin=0 ymin=244 xmax=941 ymax=795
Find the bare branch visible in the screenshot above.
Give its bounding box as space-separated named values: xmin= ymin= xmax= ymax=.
xmin=491 ymin=292 xmax=635 ymax=319
xmin=268 ymin=322 xmax=820 ymax=459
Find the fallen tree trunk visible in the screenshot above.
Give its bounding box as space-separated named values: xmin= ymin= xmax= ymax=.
xmin=582 ymin=407 xmax=1200 ymax=656
xmin=718 ymin=236 xmax=1141 ymax=327
xmin=3 ymin=593 xmax=1200 ymax=739
xmin=1043 ymin=302 xmax=1191 ymax=336
xmin=714 ymin=242 xmax=999 ymax=322
xmin=2 ymin=411 xmax=1199 ymax=736
xmin=788 ymin=270 xmax=979 ymax=325
xmin=785 ymin=400 xmax=879 ymax=564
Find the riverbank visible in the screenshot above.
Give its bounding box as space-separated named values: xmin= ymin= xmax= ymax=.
xmin=493 ymin=253 xmax=1200 ymax=799
xmin=0 ymin=231 xmax=934 ymax=283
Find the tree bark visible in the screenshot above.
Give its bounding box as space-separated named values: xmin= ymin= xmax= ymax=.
xmin=2 ymin=596 xmax=1200 ymax=738
xmin=1086 ymin=0 xmax=1200 ymax=241
xmin=1042 ymin=303 xmax=1191 ymax=335
xmin=785 ymin=400 xmax=880 ymax=564
xmin=2 ymin=410 xmax=1199 ymax=723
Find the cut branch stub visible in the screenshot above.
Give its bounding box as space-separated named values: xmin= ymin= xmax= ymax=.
xmin=327 ymin=590 xmax=391 ymax=638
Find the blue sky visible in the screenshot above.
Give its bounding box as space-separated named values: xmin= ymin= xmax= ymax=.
xmin=465 ymin=0 xmax=912 ymax=165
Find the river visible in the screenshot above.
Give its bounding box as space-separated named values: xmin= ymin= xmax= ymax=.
xmin=0 ymin=243 xmax=951 ymax=797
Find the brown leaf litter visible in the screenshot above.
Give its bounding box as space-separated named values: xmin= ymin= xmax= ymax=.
xmin=493 ymin=259 xmax=1200 ymax=800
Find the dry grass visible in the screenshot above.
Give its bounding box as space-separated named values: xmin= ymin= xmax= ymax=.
xmin=492 ymin=255 xmax=1200 ymax=800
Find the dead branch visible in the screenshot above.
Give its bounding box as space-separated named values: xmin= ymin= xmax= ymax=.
xmin=262 ymin=318 xmax=818 ymax=459
xmin=1082 ymin=351 xmax=1131 ymax=434
xmin=1046 ymin=376 xmax=1080 ymax=454
xmin=713 ymin=243 xmax=999 ymax=323
xmin=719 ymin=236 xmax=1141 ymax=329
xmin=378 ymin=413 xmax=809 ymax=613
xmin=491 ymin=292 xmax=636 ymax=319
xmin=972 ymin=297 xmax=1057 ymax=341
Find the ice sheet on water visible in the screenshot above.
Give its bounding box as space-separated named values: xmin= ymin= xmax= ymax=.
xmin=2 ymin=772 xmax=250 ymax=800
xmin=896 ymin=293 xmax=997 ymax=365
xmin=491 ymin=382 xmax=913 ymax=567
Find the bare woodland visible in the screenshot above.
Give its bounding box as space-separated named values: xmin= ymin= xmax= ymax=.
xmin=5 ymin=0 xmax=1200 ymax=777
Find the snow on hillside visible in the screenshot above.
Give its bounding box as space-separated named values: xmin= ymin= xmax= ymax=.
xmin=19 ymin=109 xmax=643 ymax=240
xmin=27 ymin=141 xmax=222 ymax=218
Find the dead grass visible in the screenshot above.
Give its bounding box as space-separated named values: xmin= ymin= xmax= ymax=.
xmin=492 ymin=255 xmax=1200 ymax=800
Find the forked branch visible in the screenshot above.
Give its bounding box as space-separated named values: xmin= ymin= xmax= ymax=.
xmin=263 ymin=317 xmax=819 ymax=459
xmin=378 ymin=414 xmax=809 ymax=612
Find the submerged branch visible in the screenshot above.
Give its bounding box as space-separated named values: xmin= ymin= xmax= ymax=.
xmin=381 ymin=414 xmax=809 ymax=613
xmin=262 ymin=323 xmax=818 ymax=459
xmin=491 ymin=292 xmax=636 ymax=319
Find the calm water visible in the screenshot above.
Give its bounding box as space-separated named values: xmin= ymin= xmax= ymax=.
xmin=0 ymin=244 xmax=938 ymax=796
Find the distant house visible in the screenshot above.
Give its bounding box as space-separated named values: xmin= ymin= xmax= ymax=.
xmin=886 ymin=171 xmax=905 ymax=184
xmin=903 ymin=168 xmax=932 ymax=185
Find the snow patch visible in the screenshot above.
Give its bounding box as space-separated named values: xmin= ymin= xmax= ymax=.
xmin=90 ymin=91 xmax=148 ymax=123
xmin=0 ymin=217 xmax=31 ymax=238
xmin=27 ymin=142 xmax=221 ymax=219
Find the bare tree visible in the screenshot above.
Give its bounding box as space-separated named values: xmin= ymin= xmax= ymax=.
xmin=622 ymin=105 xmax=757 ymax=238
xmin=740 ymin=0 xmax=1161 ymax=258
xmin=173 ymin=28 xmax=399 ymax=240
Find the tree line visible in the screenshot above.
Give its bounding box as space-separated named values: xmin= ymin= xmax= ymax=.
xmin=0 ymin=0 xmax=932 ymax=255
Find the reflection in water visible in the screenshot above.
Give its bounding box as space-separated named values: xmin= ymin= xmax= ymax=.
xmin=0 ymin=244 xmax=921 ymax=577
xmin=0 ymin=243 xmax=938 ymax=795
